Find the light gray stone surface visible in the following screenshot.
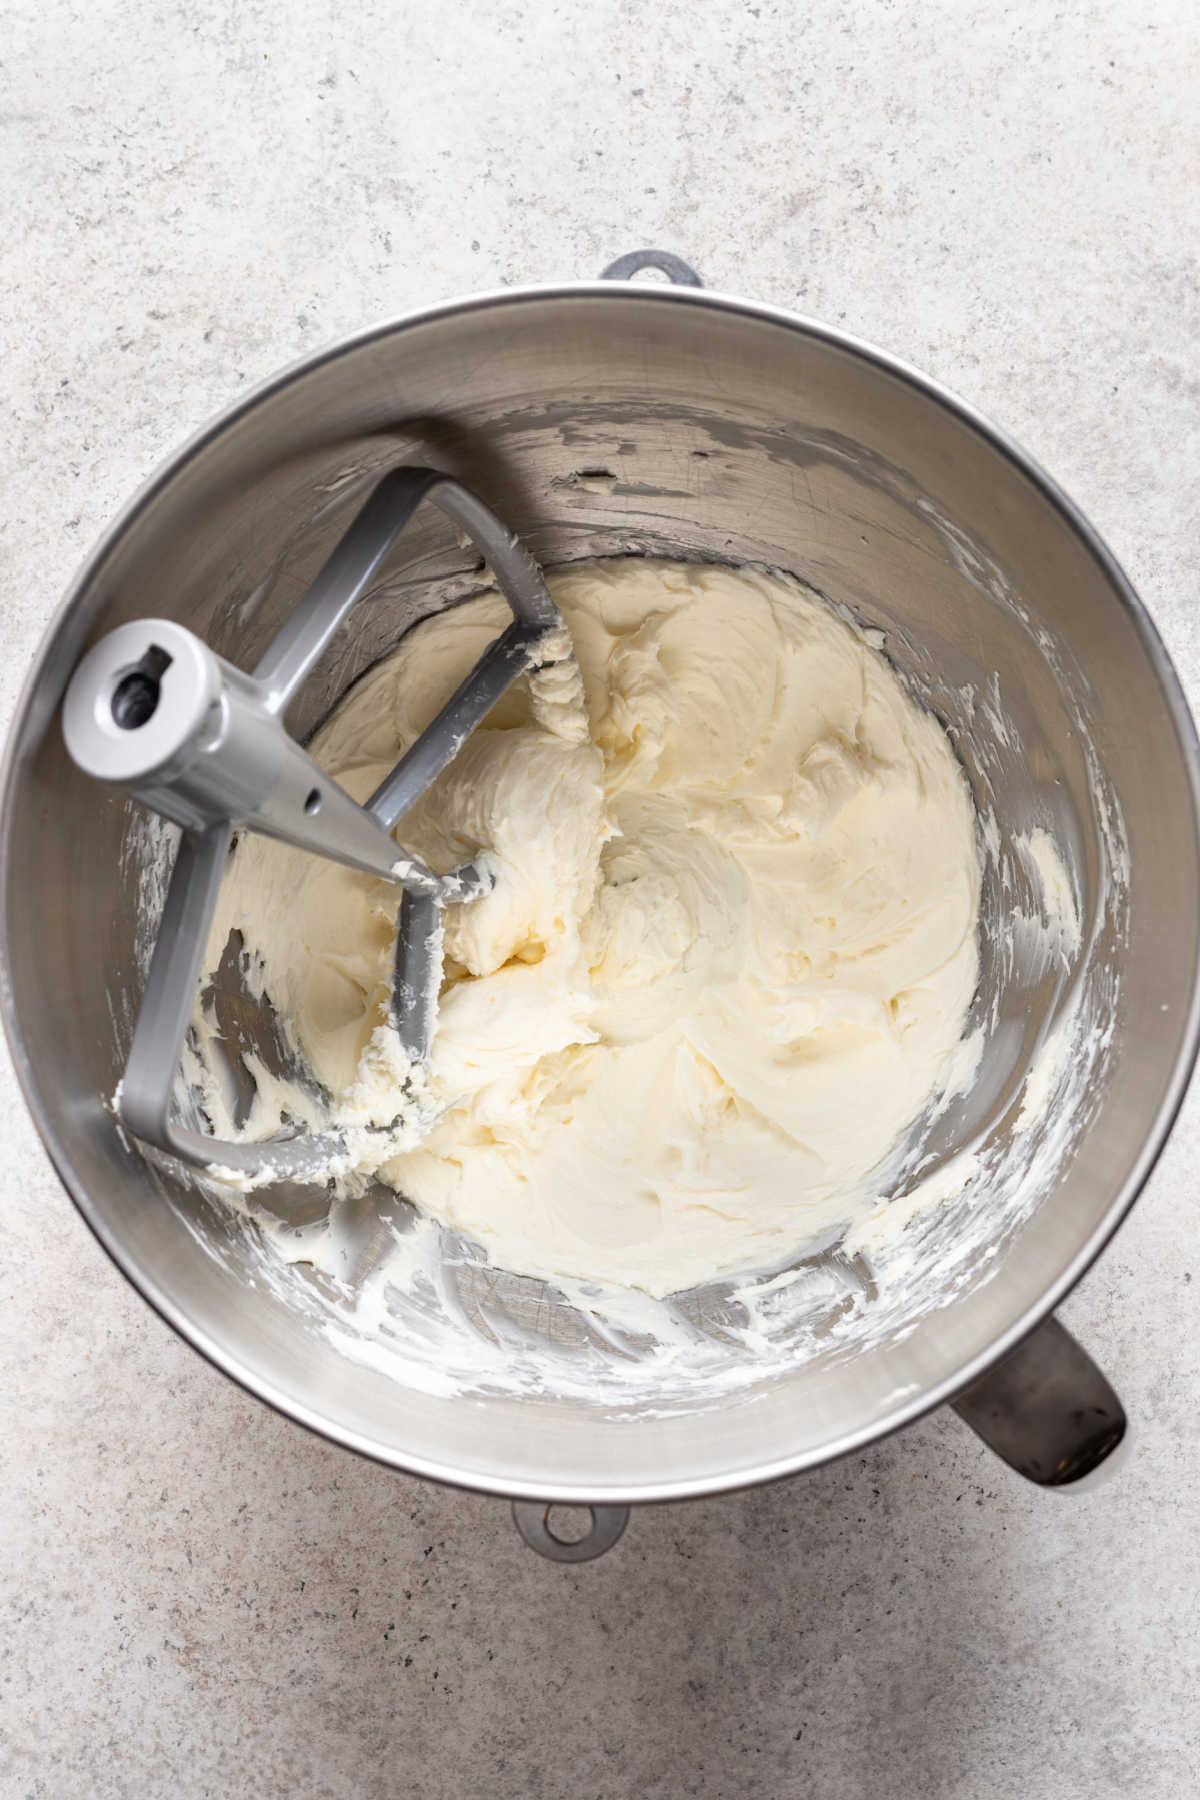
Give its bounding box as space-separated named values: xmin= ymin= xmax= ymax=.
xmin=2 ymin=1 xmax=1198 ymax=1795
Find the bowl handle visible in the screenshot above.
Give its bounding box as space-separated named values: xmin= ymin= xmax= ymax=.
xmin=952 ymin=1314 xmax=1128 ymax=1488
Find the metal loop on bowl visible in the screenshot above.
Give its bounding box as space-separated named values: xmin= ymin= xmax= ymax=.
xmin=511 ymin=1501 xmax=630 ymax=1562
xmin=599 ymin=249 xmax=703 ymax=287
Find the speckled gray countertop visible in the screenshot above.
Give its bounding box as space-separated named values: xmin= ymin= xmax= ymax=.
xmin=2 ymin=3 xmax=1198 ymax=1795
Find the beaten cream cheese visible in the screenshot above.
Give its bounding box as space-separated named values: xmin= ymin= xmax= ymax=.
xmin=204 ymin=559 xmax=981 ymax=1296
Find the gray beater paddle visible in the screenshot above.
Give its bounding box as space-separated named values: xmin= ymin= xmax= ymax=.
xmin=61 ymin=466 xmax=568 ymax=1180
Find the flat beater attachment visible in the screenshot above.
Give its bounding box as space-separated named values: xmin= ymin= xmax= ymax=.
xmin=61 ymin=467 xmax=570 ymax=1178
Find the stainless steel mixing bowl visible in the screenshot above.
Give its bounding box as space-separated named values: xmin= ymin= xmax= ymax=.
xmin=4 ymin=254 xmax=1198 ymax=1558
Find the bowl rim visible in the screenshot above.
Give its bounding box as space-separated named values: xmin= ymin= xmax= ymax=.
xmin=5 ymin=277 xmax=1200 ymax=1504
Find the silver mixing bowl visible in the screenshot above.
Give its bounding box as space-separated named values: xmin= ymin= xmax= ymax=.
xmin=4 ymin=254 xmax=1198 ymax=1559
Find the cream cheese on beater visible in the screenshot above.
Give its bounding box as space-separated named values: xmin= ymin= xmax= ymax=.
xmin=204 ymin=559 xmax=981 ymax=1296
